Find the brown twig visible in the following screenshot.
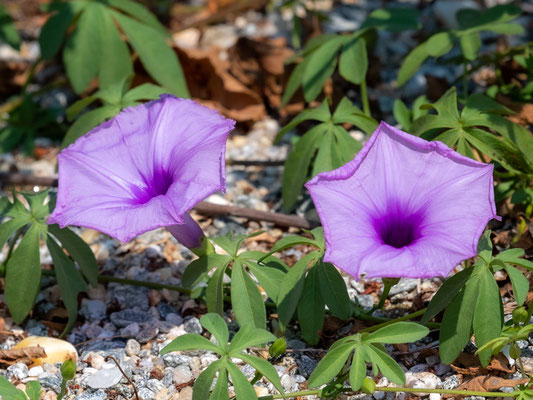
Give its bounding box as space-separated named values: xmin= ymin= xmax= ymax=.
xmin=105 ymin=355 xmax=139 ymax=400
xmin=0 ymin=173 xmax=316 ymax=230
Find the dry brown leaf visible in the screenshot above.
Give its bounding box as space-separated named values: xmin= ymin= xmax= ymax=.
xmin=0 ymin=346 xmax=47 ymax=366
xmin=177 ymin=46 xmax=265 ymax=122
xmin=451 ymin=352 xmax=513 ymax=375
xmin=456 ymin=375 xmax=528 ymax=392
xmin=497 ymin=95 xmax=533 ymax=126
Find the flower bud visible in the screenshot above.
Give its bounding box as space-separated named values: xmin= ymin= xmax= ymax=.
xmin=269 ymin=337 xmax=287 ymax=358
xmin=512 ymin=307 xmax=529 ymax=324
xmin=361 ymin=377 xmax=376 ymax=394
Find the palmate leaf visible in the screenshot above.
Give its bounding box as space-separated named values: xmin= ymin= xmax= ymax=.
xmin=307 ymin=342 xmax=354 ymax=388
xmin=231 ymin=260 xmax=266 ymax=329
xmin=181 ymin=253 xmax=231 ymax=288
xmin=365 ymin=322 xmax=429 ymax=344
xmin=200 ymin=313 xmax=229 ymax=351
xmin=297 ymin=265 xmax=325 ymax=345
xmin=206 ymin=264 xmax=227 ymax=316
xmin=47 ymin=236 xmax=88 ymax=336
xmin=317 ymin=261 xmax=352 ymax=320
xmin=281 ymin=98 xmax=375 ymax=211
xmin=192 ymin=361 xmax=222 ymax=400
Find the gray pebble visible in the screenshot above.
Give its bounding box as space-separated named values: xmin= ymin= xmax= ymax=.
xmin=166 ymin=313 xmax=184 ymax=326
xmin=7 ymin=363 xmax=28 ymax=380
xmin=296 ymin=355 xmax=317 ymax=378
xmin=125 ymin=339 xmax=141 ymax=357
xmin=137 ymin=387 xmax=155 ymax=400
xmin=81 ymin=299 xmax=107 ymax=321
xmin=183 ymin=317 xmax=202 ymax=334
xmin=110 ymin=309 xmax=154 ymax=328
xmin=173 ymin=365 xmax=193 ymax=385
xmin=86 ymin=367 xmax=123 ymax=389
xmin=162 ymin=353 xmax=191 ymax=368
xmin=442 ymin=375 xmax=460 ymax=390
xmin=113 ymin=286 xmax=149 ymax=311
xmin=38 ymin=372 xmax=62 ymax=393
xmin=136 ymin=326 xmax=159 ymax=344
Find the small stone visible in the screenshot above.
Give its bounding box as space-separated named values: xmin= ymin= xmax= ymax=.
xmin=90 ymin=354 xmax=105 ymax=369
xmin=43 ymin=392 xmax=57 ymax=400
xmin=173 ymin=365 xmax=193 ymax=385
xmin=442 ymin=375 xmax=460 ymax=390
xmin=86 ymin=366 xmax=123 ymax=389
xmin=281 ymin=374 xmax=298 ymax=392
xmin=125 ymin=339 xmax=141 ymax=356
xmin=87 ymin=284 xmax=106 ymax=300
xmin=163 ymin=353 xmax=191 ymax=368
xmin=110 ymin=309 xmax=154 ymax=328
xmin=149 ymin=290 xmax=162 ymax=306
xmin=137 ymin=387 xmax=156 ymax=400
xmin=136 ymin=326 xmax=159 ymax=343
xmin=429 ymin=394 xmax=441 ymax=400
xmin=405 ymin=372 xmax=441 ymax=394
xmin=80 ymin=299 xmax=107 ymax=321
xmin=434 ymin=362 xmax=451 ymax=376
xmin=356 ymin=294 xmax=374 ymax=310
xmin=389 ymin=279 xmax=418 ymax=295
xmin=7 ymin=363 xmax=28 ymax=380
xmin=28 ymin=365 xmax=44 ymax=377
xmin=166 ymin=313 xmax=184 ymax=326
xmin=121 ymin=322 xmax=141 ymax=337
xmin=38 ymin=372 xmax=62 ymax=393
xmin=158 ymin=303 xmax=176 ymax=320
xmin=183 ymin=317 xmax=202 ymax=334
xmin=178 ymin=386 xmax=193 ymax=400
xmin=255 ymin=387 xmax=269 ymax=396
xmin=296 ymin=355 xmax=317 ymax=378
xmin=113 ymin=286 xmax=149 ymax=311
xmin=147 ymin=379 xmax=166 ymax=392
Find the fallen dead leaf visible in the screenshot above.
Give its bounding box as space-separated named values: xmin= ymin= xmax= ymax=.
xmin=0 ymin=346 xmax=47 ymax=367
xmin=14 ymin=336 xmax=77 ymax=367
xmin=451 ymin=352 xmax=513 ymax=375
xmin=456 ymin=375 xmax=528 ymax=392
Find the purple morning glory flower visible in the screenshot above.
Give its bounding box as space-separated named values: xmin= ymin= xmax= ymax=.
xmin=306 ymin=122 xmax=499 ymax=280
xmin=49 ymin=95 xmax=235 ymax=246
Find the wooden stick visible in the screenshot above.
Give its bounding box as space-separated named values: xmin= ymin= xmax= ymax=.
xmin=0 ymin=173 xmax=315 ymax=230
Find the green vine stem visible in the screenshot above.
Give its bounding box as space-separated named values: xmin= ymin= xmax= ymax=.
xmin=368 ymin=277 xmax=399 ymax=314
xmin=257 ymin=385 xmax=520 ymax=399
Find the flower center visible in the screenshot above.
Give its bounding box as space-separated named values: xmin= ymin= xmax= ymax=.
xmin=373 ymin=209 xmax=423 ymax=249
xmin=132 ymin=169 xmax=173 ymax=205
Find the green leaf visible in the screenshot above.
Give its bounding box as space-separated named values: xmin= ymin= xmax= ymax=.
xmin=297 ymin=265 xmax=325 ymax=345
xmin=108 ymin=0 xmax=167 ymax=34
xmin=317 ymin=262 xmax=352 ymax=320
xmin=182 ymin=254 xmax=231 ymax=287
xmin=239 ymin=354 xmax=285 ymax=395
xmin=39 ymin=3 xmax=76 ymax=59
xmin=393 ymin=99 xmax=411 ymax=130
xmin=111 ymin=11 xmax=189 ymax=97
xmin=5 ymin=224 xmax=42 ymax=324
xmin=332 ymin=125 xmax=362 ymax=163
xmin=339 ymin=37 xmax=367 ymax=85
xmin=48 ymin=224 xmax=98 ymax=286
xmin=66 ymin=96 xmax=98 ymax=121
xmin=281 ymin=60 xmax=305 ymax=107
xmin=311 ymin=129 xmax=341 ymax=176
xmin=0 ymin=376 xmax=28 ymax=400
xmin=264 ymin=235 xmax=321 ymax=257
xmin=231 ymin=260 xmax=266 ymax=329
xmin=473 ymin=269 xmax=503 ymax=366
xmin=122 ymin=83 xmax=167 ymax=103
xmin=307 ymin=342 xmax=354 ymax=388
xmin=503 ymin=264 xmax=529 ymax=305
xmin=206 ymin=264 xmax=227 ymax=316
xmin=160 ymin=333 xmax=223 ymax=355
xmin=366 ymin=344 xmax=405 ymax=385
xmin=276 ymin=252 xmax=319 ymax=327
xmin=242 ymin=259 xmax=285 ymax=302
xmin=350 ymin=347 xmax=367 ymax=391
xmin=200 ymin=313 xmax=229 ymax=351
xmin=192 ymin=360 xmax=222 ymax=400
xmin=225 ymin=360 xmax=258 ymax=400
xmin=275 ymin=100 xmax=331 ymax=143
xmin=0 ymin=4 xmax=21 ymax=50
xmin=302 ymin=38 xmax=345 ymax=102
xmin=460 ymin=32 xmax=481 ymax=61
xmin=209 ymin=367 xmax=229 ymax=400
xmin=365 ymin=322 xmax=429 ymax=344
xmin=25 ymin=381 xmax=42 ymax=400
xmin=421 ymin=267 xmax=473 ymax=324
xmin=282 ymin=124 xmax=325 ymax=211
xmin=63 ymin=105 xmax=120 ymax=146
xmin=397 ymin=44 xmax=428 ymax=87
xmin=361 ymin=7 xmax=421 ymax=32
xmin=47 ymin=236 xmax=88 ymax=336
xmin=63 ymin=3 xmax=101 ymax=93
xmin=425 ymin=32 xmax=454 ymax=58
xmin=98 ymin=5 xmax=133 ymax=88
xmin=0 ymin=216 xmax=30 ymax=250
xmin=332 ymin=97 xmax=377 ymax=134
xmin=439 ymin=280 xmax=478 ymax=364
xmin=228 ymin=325 xmax=276 ymax=355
